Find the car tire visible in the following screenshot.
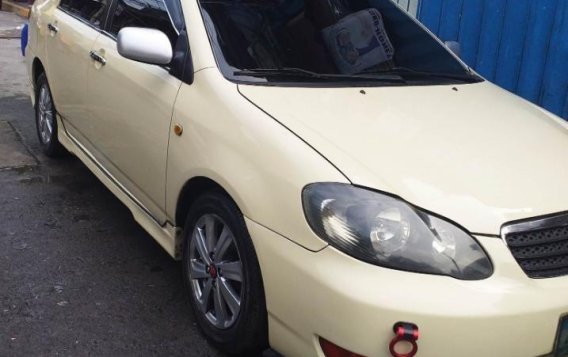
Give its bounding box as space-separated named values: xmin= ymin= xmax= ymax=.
xmin=35 ymin=73 xmax=65 ymax=157
xmin=182 ymin=191 xmax=268 ymax=355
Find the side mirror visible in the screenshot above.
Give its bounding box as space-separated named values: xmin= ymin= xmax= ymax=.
xmin=117 ymin=27 xmax=173 ymax=65
xmin=444 ymin=41 xmax=461 ymax=58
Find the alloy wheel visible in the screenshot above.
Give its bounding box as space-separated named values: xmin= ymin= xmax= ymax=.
xmin=189 ymin=214 xmax=244 ymax=329
xmin=38 ymin=85 xmax=54 ymax=145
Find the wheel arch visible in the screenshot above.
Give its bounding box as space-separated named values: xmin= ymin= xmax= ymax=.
xmin=174 ymin=176 xmax=240 ymax=229
xmin=32 ymin=57 xmax=46 ymax=88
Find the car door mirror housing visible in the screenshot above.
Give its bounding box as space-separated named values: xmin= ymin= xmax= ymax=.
xmin=117 ymin=27 xmax=173 ymax=65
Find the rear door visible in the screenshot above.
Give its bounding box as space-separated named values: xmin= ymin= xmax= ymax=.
xmin=83 ymin=0 xmax=184 ymax=224
xmin=46 ymin=0 xmax=110 ymax=133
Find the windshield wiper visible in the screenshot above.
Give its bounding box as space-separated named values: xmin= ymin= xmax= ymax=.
xmin=234 ymin=67 xmax=407 ymax=83
xmin=374 ymin=66 xmax=481 ymax=83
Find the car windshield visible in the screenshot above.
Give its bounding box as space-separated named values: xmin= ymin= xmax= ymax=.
xmin=198 ymin=0 xmax=482 ymax=86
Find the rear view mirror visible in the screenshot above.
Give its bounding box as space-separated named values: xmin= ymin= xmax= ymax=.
xmin=117 ymin=27 xmax=173 ymax=65
xmin=444 ymin=41 xmax=461 ymax=58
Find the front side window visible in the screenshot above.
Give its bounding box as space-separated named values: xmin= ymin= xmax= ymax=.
xmin=59 ymin=0 xmax=110 ymax=28
xmin=199 ymin=0 xmax=482 ymax=86
xmin=109 ymin=0 xmax=180 ymax=47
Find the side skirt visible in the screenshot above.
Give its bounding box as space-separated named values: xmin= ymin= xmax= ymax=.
xmin=56 ymin=115 xmax=183 ymax=260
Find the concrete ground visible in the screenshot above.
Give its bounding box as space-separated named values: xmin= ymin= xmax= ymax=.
xmin=0 ymin=11 xmax=241 ymax=357
xmin=0 ymin=10 xmax=24 ymax=38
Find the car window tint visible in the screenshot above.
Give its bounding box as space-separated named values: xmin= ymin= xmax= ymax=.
xmin=59 ymin=0 xmax=109 ymax=28
xmin=199 ymin=0 xmax=473 ymax=84
xmin=109 ymin=0 xmax=178 ymax=47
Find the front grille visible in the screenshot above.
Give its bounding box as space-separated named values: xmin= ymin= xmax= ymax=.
xmin=505 ymin=224 xmax=568 ymax=278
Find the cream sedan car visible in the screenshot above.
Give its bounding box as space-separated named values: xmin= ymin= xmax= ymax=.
xmin=25 ymin=0 xmax=568 ymax=356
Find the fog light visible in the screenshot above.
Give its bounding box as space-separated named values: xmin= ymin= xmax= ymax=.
xmin=319 ymin=337 xmax=364 ymax=357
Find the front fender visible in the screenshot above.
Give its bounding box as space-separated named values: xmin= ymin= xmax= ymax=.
xmin=166 ymin=69 xmax=349 ymax=251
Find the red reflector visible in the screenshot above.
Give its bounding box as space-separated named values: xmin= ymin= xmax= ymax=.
xmin=319 ymin=338 xmax=364 ymax=357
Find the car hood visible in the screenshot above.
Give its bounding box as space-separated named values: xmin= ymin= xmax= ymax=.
xmin=238 ymin=81 xmax=568 ymax=235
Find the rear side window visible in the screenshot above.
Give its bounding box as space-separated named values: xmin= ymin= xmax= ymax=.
xmin=59 ymin=0 xmax=110 ymax=28
xmin=109 ymin=0 xmax=179 ymax=46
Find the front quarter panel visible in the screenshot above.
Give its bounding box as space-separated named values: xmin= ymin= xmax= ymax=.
xmin=167 ymin=69 xmax=349 ymax=251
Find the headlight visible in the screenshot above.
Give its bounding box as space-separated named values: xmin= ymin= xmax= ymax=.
xmin=302 ymin=183 xmax=493 ymax=280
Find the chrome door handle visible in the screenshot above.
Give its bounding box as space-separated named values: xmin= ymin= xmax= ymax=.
xmin=47 ymin=23 xmax=58 ymax=33
xmin=89 ymin=51 xmax=106 ymax=66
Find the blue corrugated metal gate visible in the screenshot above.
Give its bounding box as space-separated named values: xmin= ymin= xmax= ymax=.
xmin=416 ymin=0 xmax=568 ymax=120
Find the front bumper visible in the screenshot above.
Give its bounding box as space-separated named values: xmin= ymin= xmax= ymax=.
xmin=246 ymin=218 xmax=568 ymax=357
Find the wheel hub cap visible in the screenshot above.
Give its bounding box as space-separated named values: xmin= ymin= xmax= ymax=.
xmin=207 ymin=264 xmax=218 ymax=279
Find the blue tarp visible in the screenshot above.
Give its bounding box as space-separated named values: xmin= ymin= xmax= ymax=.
xmin=21 ymin=23 xmax=28 ymax=56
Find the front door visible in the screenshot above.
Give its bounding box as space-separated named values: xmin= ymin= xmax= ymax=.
xmin=83 ymin=0 xmax=184 ymax=224
xmin=45 ymin=0 xmax=109 ymax=133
